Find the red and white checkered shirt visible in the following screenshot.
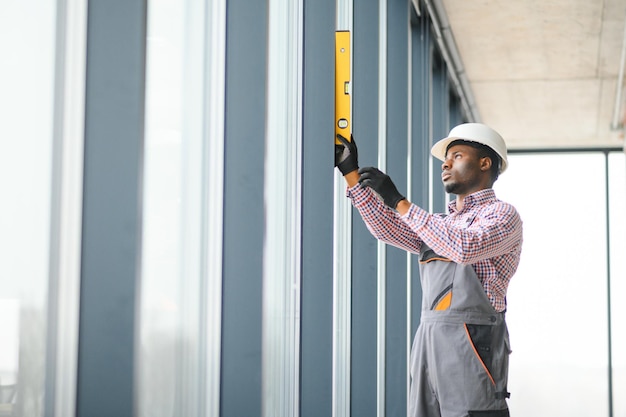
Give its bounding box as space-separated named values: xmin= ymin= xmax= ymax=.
xmin=347 ymin=184 xmax=523 ymax=312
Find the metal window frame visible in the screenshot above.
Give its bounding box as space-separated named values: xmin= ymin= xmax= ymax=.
xmin=376 ymin=0 xmax=388 ymax=415
xmin=333 ymin=1 xmax=353 ymax=417
xmin=262 ymin=0 xmax=304 ymax=415
xmin=171 ymin=0 xmax=227 ymax=415
xmin=205 ymin=0 xmax=227 ymax=416
xmin=46 ymin=0 xmax=88 ymax=415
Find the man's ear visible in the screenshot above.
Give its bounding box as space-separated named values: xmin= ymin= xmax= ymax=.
xmin=480 ymin=156 xmax=492 ymax=172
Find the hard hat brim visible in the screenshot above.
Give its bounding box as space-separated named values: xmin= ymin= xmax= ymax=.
xmin=430 ymin=135 xmax=508 ymax=173
xmin=430 ymin=136 xmax=458 ymax=163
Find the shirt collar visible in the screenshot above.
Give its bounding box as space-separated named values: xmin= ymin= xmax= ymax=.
xmin=447 ymin=188 xmax=497 ymax=214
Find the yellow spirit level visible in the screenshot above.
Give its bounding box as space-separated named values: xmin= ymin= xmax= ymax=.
xmin=335 ymin=30 xmax=351 ymax=144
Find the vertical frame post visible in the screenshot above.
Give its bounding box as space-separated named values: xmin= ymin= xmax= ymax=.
xmin=263 ymin=0 xmax=304 ymax=415
xmin=334 ymin=2 xmax=353 ymax=416
xmin=46 ymin=0 xmax=88 ymax=415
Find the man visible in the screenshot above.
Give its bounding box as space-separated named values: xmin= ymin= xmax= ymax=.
xmin=335 ymin=123 xmax=523 ymax=417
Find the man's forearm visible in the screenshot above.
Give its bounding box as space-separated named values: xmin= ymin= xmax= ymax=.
xmin=345 ymin=169 xmax=411 ymax=214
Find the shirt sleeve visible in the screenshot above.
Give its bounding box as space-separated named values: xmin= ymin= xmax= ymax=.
xmin=347 ymin=184 xmax=423 ymax=254
xmin=401 ymin=200 xmax=523 ymax=265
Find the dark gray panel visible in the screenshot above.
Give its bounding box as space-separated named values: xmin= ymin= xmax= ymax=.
xmin=220 ymin=0 xmax=267 ymax=416
xmin=300 ymin=0 xmax=335 ymax=415
xmin=77 ymin=1 xmax=147 ymax=416
xmin=384 ymin=1 xmax=410 ymax=416
xmin=351 ymin=0 xmax=380 ymax=415
xmin=409 ymin=7 xmax=430 ymax=337
xmin=449 ymin=93 xmax=464 ymax=127
xmin=410 ymin=5 xmax=432 ymax=211
xmin=430 ymin=49 xmax=448 ymax=214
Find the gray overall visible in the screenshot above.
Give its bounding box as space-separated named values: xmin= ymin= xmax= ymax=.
xmin=409 ymin=243 xmax=511 ymax=417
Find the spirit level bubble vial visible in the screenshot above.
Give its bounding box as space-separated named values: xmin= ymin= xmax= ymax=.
xmin=335 ymin=30 xmax=351 ymax=144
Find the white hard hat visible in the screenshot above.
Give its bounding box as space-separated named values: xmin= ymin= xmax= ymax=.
xmin=431 ymin=123 xmax=508 ymax=173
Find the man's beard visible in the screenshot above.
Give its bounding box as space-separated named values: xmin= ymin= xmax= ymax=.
xmin=444 ymin=181 xmax=460 ymax=194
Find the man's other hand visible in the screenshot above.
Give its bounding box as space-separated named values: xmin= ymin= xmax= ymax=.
xmin=358 ymin=167 xmax=405 ymax=209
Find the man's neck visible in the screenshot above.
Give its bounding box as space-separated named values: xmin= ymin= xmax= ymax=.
xmin=455 ymin=195 xmax=466 ymax=212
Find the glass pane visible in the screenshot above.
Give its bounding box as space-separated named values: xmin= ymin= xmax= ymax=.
xmin=139 ymin=1 xmax=184 ymax=415
xmin=0 ymin=1 xmax=56 ymax=416
xmin=139 ymin=0 xmax=217 ymax=415
xmin=609 ymin=152 xmax=626 ymax=417
xmin=494 ymin=153 xmax=609 ymax=417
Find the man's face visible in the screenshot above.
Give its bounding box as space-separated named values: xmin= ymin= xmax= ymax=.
xmin=441 ymin=144 xmax=485 ymax=196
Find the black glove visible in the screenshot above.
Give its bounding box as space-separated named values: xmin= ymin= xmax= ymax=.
xmin=358 ymin=167 xmax=405 ymax=209
xmin=335 ymin=134 xmax=359 ymax=175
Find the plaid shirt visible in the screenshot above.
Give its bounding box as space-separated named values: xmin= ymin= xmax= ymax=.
xmin=347 ymin=184 xmax=523 ymax=312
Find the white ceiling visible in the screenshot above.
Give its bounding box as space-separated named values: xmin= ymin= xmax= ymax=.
xmin=441 ymin=0 xmax=626 ymax=150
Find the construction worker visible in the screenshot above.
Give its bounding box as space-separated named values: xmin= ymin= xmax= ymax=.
xmin=335 ymin=123 xmax=523 ymax=417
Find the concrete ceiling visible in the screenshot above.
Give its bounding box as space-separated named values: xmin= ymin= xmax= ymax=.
xmin=441 ymin=0 xmax=626 ymax=150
